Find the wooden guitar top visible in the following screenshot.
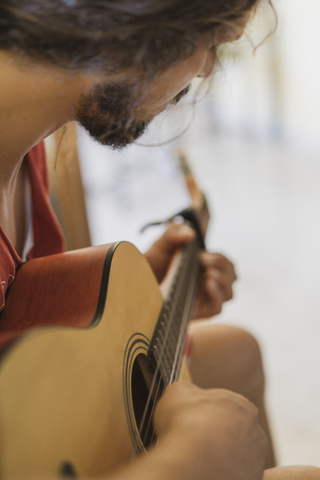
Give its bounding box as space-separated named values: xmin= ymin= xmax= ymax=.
xmin=0 ymin=242 xmax=164 ymax=477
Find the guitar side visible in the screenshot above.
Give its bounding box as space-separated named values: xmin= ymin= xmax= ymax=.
xmin=0 ymin=242 xmax=164 ymax=478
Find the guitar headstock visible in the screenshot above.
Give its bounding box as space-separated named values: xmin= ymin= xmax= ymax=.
xmin=175 ymin=148 xmax=210 ymax=241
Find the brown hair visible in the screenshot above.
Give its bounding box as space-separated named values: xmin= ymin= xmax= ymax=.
xmin=0 ymin=0 xmax=262 ymax=78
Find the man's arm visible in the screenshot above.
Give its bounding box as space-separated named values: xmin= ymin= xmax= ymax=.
xmin=107 ymin=383 xmax=267 ymax=480
xmin=5 ymin=384 xmax=266 ymax=480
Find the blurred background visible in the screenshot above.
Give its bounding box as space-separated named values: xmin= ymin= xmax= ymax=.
xmin=48 ymin=0 xmax=320 ymax=468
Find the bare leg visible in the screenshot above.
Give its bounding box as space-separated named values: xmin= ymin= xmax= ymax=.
xmin=264 ymin=466 xmax=320 ymax=479
xmin=188 ymin=322 xmax=276 ymax=469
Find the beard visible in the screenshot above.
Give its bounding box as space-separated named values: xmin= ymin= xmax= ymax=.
xmin=76 ymin=82 xmax=191 ymax=149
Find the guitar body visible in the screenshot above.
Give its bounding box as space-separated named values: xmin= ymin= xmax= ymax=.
xmin=0 ymin=242 xmax=189 ymax=478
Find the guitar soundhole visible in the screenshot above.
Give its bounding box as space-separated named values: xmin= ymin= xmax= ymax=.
xmin=131 ymin=353 xmax=164 ymax=450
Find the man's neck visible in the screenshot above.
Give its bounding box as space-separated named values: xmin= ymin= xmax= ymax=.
xmin=0 ymin=51 xmax=81 ymax=251
xmin=0 ymin=52 xmax=81 ymax=171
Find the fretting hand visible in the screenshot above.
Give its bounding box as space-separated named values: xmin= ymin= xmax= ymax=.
xmin=144 ymin=223 xmax=237 ymax=319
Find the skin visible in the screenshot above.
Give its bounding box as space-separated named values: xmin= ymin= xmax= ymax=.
xmin=0 ymin=39 xmax=268 ymax=480
xmin=0 ymin=41 xmax=214 ymax=254
xmin=0 ymin=11 xmax=249 ymax=249
xmin=145 ymin=222 xmax=276 ymax=469
xmin=102 ymin=383 xmax=267 ymax=480
xmin=1 ymin=8 xmax=318 ymax=478
xmin=263 ymin=467 xmax=320 ymax=480
xmin=144 ymin=223 xmax=237 ymax=319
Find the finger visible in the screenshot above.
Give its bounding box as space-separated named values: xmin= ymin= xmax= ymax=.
xmin=200 ymin=252 xmax=237 ymax=281
xmin=205 ymin=277 xmax=225 ymax=306
xmin=199 ymin=278 xmax=224 ymax=316
xmin=204 ymin=265 xmax=236 ymax=286
xmin=200 ymin=252 xmax=235 ymax=271
xmin=164 ymin=223 xmax=196 ymax=246
xmin=145 ymin=223 xmax=196 ymax=282
xmin=195 ymin=297 xmax=223 ymax=318
xmin=193 ymin=300 xmax=222 ymax=318
xmin=204 ymin=270 xmax=233 ymax=301
xmin=150 ymin=223 xmax=195 ymax=255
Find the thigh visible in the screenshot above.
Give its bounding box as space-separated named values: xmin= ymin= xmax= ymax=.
xmin=264 ymin=466 xmax=320 ymax=479
xmin=188 ymin=322 xmax=264 ymax=396
xmin=188 ymin=322 xmax=276 ymax=470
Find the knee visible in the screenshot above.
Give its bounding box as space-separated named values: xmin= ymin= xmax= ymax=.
xmin=264 ymin=466 xmax=320 ymax=479
xmin=190 ymin=323 xmax=265 ymax=397
xmin=224 ymin=326 xmax=265 ymax=393
xmin=230 ymin=327 xmax=263 ymax=374
xmin=291 ymin=466 xmax=320 ymax=479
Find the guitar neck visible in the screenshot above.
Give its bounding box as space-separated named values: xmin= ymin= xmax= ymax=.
xmin=148 ymin=193 xmax=210 ymax=386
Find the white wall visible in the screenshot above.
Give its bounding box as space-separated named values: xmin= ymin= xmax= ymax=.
xmin=209 ymin=0 xmax=320 ymax=151
xmin=277 ymin=0 xmax=320 ymax=148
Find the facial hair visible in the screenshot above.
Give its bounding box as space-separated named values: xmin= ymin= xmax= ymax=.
xmin=76 ymin=82 xmax=191 ymax=149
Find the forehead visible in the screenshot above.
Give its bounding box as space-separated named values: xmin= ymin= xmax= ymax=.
xmin=83 ymin=40 xmax=209 ymax=95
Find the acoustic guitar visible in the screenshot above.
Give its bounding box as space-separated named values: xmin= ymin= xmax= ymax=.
xmin=0 ymin=155 xmax=209 ymax=478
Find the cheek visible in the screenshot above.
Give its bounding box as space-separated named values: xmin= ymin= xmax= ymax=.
xmin=141 ymin=51 xmax=210 ymax=113
xmin=197 ymin=48 xmax=216 ymax=78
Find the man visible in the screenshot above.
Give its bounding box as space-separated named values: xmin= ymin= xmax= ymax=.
xmin=0 ymin=0 xmax=319 ymax=478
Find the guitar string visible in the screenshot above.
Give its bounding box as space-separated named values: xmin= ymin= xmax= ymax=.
xmin=140 ymin=240 xmax=201 ymax=446
xmin=142 ymin=258 xmax=196 ymax=445
xmin=142 ymin=226 xmax=205 ymax=444
xmin=138 ymin=242 xmax=194 ymax=443
xmin=170 ymin=252 xmax=200 ymax=383
xmin=148 ymin=204 xmax=210 ymax=419
xmin=138 ymin=243 xmax=193 ymax=443
xmin=147 ymin=255 xmax=201 ymax=446
xmin=171 ymin=267 xmax=199 ymax=382
xmin=139 ymin=203 xmax=208 ymax=446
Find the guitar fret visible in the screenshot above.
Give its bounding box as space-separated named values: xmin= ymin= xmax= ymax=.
xmin=149 ymin=214 xmax=206 ymax=387
xmin=157 ymin=327 xmax=176 ymax=360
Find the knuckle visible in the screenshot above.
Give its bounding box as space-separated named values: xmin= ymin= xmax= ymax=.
xmin=225 ymin=287 xmax=233 ymax=300
xmin=213 ymin=303 xmax=222 ymax=315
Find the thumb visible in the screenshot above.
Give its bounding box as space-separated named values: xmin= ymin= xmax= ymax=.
xmin=156 ymin=223 xmax=195 ymax=251
xmin=145 ymin=223 xmax=195 ymax=282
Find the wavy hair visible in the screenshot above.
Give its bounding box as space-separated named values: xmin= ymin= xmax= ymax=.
xmin=0 ymin=0 xmax=266 ymax=77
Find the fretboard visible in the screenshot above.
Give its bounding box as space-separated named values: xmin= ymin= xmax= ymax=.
xmin=148 ymin=197 xmax=209 ymax=386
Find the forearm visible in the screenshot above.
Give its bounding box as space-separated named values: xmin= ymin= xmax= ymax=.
xmin=106 ymin=430 xmax=213 ymax=480
xmin=6 ymin=384 xmax=266 ymax=480
xmin=108 ymin=420 xmax=265 ymax=480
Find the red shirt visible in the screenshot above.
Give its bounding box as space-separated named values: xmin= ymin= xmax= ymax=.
xmin=0 ymin=142 xmax=66 ymax=312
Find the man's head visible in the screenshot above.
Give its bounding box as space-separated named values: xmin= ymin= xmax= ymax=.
xmin=0 ymin=0 xmax=263 ymax=148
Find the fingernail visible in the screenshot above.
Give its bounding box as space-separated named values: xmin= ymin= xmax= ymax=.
xmin=178 ymin=225 xmax=195 ymax=236
xmin=208 ymin=279 xmax=219 ymax=292
xmin=212 ymin=270 xmax=221 ymax=279
xmin=200 ymin=251 xmax=212 ymax=264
